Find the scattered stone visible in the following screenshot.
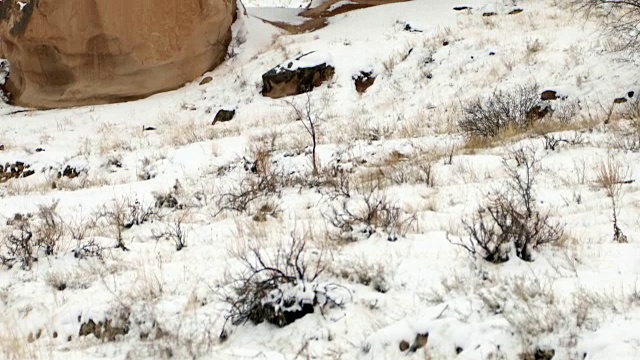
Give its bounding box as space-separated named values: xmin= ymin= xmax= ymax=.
xmin=509 ymin=8 xmax=524 ymax=15
xmin=199 ymin=76 xmax=213 ymax=85
xmin=0 ymin=161 xmax=34 ymax=182
xmin=483 ymin=12 xmax=497 ymax=17
xmin=456 ymin=346 xmax=464 ymax=354
xmin=213 ymin=109 xmax=236 ymax=125
xmin=353 ymin=71 xmax=376 ymax=93
xmin=0 ymin=145 xmax=5 ymax=151
xmin=442 ymin=40 xmax=450 ymax=46
xmin=262 ymin=52 xmax=335 ymax=99
xmin=410 ymin=333 xmax=429 ymax=352
xmin=404 ymin=23 xmax=422 ymax=33
xmin=67 ymin=335 xmax=72 ymax=342
xmin=453 ymin=6 xmax=472 ymax=11
xmin=35 ymin=147 xmax=45 ymax=152
xmin=628 ymin=91 xmax=635 ymax=98
xmin=614 ymin=97 xmax=628 ymax=104
xmin=399 ymin=340 xmax=410 ymax=351
xmin=541 ymin=90 xmax=557 ymax=100
xmin=79 ymin=318 xmax=129 ymax=341
xmin=58 ymin=165 xmax=81 ymax=179
xmin=489 ymin=51 xmax=496 ymax=56
xmin=52 ymin=331 xmax=58 ymax=338
xmin=143 ymin=126 xmax=156 ymax=131
xmin=521 ymin=348 xmax=556 ymax=360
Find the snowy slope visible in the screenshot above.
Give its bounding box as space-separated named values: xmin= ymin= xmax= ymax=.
xmin=1 ymin=0 xmax=640 ymax=359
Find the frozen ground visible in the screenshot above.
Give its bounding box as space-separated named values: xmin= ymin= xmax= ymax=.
xmin=1 ymin=0 xmax=640 ymax=359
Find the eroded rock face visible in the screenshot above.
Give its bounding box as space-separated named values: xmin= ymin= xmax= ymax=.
xmin=262 ymin=52 xmax=335 ymax=99
xmin=0 ymin=0 xmax=236 ymax=108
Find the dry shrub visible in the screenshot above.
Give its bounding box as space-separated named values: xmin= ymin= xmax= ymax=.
xmin=221 ymin=231 xmax=348 ymax=335
xmin=450 ymin=148 xmax=564 ymax=262
xmin=459 ymin=83 xmax=546 ymax=138
xmin=595 ymin=155 xmax=631 ymax=242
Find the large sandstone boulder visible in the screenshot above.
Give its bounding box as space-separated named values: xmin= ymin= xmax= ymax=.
xmin=0 ymin=0 xmax=236 ymax=109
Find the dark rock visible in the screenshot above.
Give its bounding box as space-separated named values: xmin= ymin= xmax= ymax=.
xmin=404 ymin=24 xmax=422 ymax=33
xmin=535 ymin=348 xmax=555 ymax=360
xmin=59 ymin=165 xmax=81 ymax=179
xmin=212 ymin=109 xmax=236 ymax=125
xmin=353 ymin=71 xmax=376 ymax=93
xmin=52 ymin=331 xmax=58 ymax=338
xmin=614 ymin=97 xmax=628 ymax=104
xmin=0 ymin=145 xmax=5 ymax=151
xmin=456 ymin=346 xmax=464 ymax=354
xmin=453 ymin=6 xmax=472 ymax=11
xmin=262 ymin=52 xmax=335 ymax=99
xmin=541 ymin=90 xmax=557 ymax=100
xmin=410 ymin=333 xmax=429 ymax=352
xmin=199 ymin=76 xmax=213 ymax=85
xmin=628 ymin=91 xmax=635 ymax=98
xmin=509 ymin=8 xmax=524 ymax=15
xmin=483 ymin=12 xmax=497 ymax=16
xmin=35 ymin=147 xmax=45 ymax=152
xmin=489 ymin=51 xmax=496 ymax=56
xmin=442 ymin=40 xmax=449 ymax=46
xmin=143 ymin=126 xmax=156 ymax=131
xmin=399 ymin=340 xmax=410 ymax=351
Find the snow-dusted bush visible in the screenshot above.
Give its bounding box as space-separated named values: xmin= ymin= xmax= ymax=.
xmin=325 ymin=181 xmax=416 ymax=242
xmin=459 ymin=83 xmax=545 ymax=138
xmin=451 ymin=148 xmax=564 ymax=262
xmin=575 ymin=0 xmax=640 ymax=52
xmin=221 ymin=233 xmax=347 ymax=333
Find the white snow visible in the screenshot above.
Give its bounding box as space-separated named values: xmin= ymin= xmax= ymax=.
xmin=0 ymin=0 xmax=639 ymax=359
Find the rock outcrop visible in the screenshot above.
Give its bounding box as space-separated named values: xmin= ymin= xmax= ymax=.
xmin=0 ymin=0 xmax=236 ymax=109
xmin=262 ymin=51 xmax=334 ymax=99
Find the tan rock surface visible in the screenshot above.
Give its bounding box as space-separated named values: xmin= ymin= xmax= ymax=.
xmin=0 ymin=0 xmax=236 ymax=108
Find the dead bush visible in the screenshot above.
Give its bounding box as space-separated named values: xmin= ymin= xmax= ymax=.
xmin=221 ymin=232 xmax=348 ymax=335
xmin=33 ymin=200 xmax=65 ymax=256
xmin=324 ymin=182 xmax=416 ymax=242
xmin=596 ymin=156 xmax=631 ymax=243
xmin=96 ymin=197 xmax=157 ymax=251
xmin=214 ymin=153 xmax=283 ymax=217
xmin=459 ymin=83 xmax=548 ymax=138
xmin=574 ymin=0 xmax=640 ymax=53
xmin=151 ymin=214 xmax=189 ymax=251
xmin=450 ymin=148 xmax=564 ymax=262
xmin=2 ymin=214 xmax=36 ymax=269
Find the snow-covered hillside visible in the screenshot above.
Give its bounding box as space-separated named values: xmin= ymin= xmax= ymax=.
xmin=1 ymin=0 xmax=640 ymax=359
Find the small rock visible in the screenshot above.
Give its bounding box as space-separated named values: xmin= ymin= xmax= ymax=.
xmin=627 ymin=91 xmax=634 ymax=98
xmin=0 ymin=145 xmax=4 ymax=151
xmin=52 ymin=331 xmax=58 ymax=338
xmin=353 ymin=71 xmax=376 ymax=93
xmin=489 ymin=51 xmax=496 ymax=56
xmin=404 ymin=24 xmax=422 ymax=33
xmin=212 ymin=109 xmax=236 ymax=125
xmin=199 ymin=76 xmax=213 ymax=85
xmin=67 ymin=335 xmax=72 ymax=342
xmin=410 ymin=333 xmax=429 ymax=352
xmin=456 ymin=346 xmax=464 ymax=354
xmin=399 ymin=340 xmax=410 ymax=351
xmin=483 ymin=12 xmax=497 ymax=17
xmin=614 ymin=97 xmax=628 ymax=104
xmin=453 ymin=6 xmax=472 ymax=11
xmin=442 ymin=40 xmax=449 ymax=46
xmin=143 ymin=126 xmax=156 ymax=131
xmin=541 ymin=90 xmax=557 ymax=101
xmin=509 ymin=8 xmax=524 ymax=15
xmin=35 ymin=147 xmax=45 ymax=152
